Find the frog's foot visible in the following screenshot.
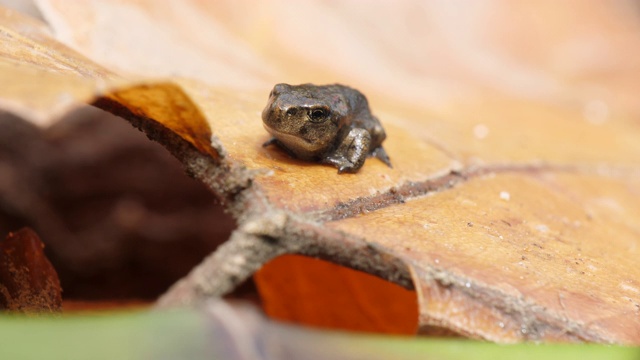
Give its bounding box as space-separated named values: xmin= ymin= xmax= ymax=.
xmin=371 ymin=146 xmax=392 ymax=168
xmin=338 ymin=164 xmax=359 ymax=174
xmin=323 ymin=155 xmax=355 ymax=173
xmin=262 ymin=137 xmax=300 ymax=159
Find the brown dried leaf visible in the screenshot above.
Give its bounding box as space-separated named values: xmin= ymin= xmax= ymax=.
xmin=1 ymin=0 xmax=639 ymax=344
xmin=0 ymin=228 xmax=62 ymax=312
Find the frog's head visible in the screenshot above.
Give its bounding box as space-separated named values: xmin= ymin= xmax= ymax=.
xmin=262 ymin=83 xmax=347 ymax=160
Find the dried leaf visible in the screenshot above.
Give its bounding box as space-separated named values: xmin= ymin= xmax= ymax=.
xmin=0 ymin=7 xmax=118 ymax=125
xmin=0 ymin=228 xmax=62 ymax=312
xmin=1 ymin=0 xmax=639 ymax=344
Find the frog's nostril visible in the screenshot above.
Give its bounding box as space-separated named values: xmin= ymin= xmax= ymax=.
xmin=285 ymin=108 xmax=298 ymax=116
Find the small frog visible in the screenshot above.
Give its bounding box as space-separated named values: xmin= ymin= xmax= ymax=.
xmin=261 ymin=83 xmax=391 ymax=173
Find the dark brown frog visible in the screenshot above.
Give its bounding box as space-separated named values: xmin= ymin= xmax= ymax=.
xmin=262 ymin=83 xmax=391 ymax=173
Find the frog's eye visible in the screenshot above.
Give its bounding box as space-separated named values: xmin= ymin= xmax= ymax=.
xmin=308 ymin=107 xmax=330 ymax=123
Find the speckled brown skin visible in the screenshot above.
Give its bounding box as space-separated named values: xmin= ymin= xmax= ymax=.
xmin=262 ymin=83 xmax=391 ymax=173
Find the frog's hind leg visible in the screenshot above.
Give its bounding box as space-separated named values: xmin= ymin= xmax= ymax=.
xmin=324 ymin=128 xmax=371 ymax=173
xmin=371 ymin=146 xmax=392 ymax=168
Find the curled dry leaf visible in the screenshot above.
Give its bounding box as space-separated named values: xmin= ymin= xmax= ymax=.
xmin=1 ymin=0 xmax=640 ymax=343
xmin=0 ymin=7 xmax=118 ymax=126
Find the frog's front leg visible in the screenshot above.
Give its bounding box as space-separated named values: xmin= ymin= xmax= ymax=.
xmin=262 ymin=137 xmax=279 ymax=147
xmin=323 ymin=128 xmax=371 ymax=174
xmin=262 ymin=137 xmax=302 ymax=159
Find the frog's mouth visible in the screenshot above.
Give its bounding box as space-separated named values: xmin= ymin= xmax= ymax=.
xmin=263 ymin=124 xmax=326 ymax=155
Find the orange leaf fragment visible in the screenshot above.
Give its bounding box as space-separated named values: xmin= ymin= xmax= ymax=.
xmin=255 ymin=255 xmax=418 ymax=335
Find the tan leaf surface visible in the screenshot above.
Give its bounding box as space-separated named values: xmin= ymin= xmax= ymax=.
xmin=0 ymin=6 xmax=120 ymax=125
xmin=1 ymin=0 xmax=639 ymax=344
